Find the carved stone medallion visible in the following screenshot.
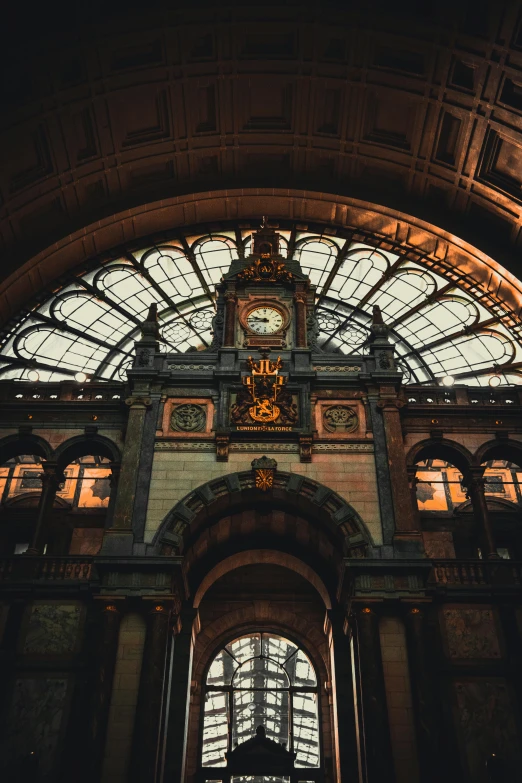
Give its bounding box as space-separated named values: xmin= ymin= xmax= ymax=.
xmin=323 ymin=405 xmax=358 ymax=433
xmin=170 ymin=404 xmax=206 ymax=432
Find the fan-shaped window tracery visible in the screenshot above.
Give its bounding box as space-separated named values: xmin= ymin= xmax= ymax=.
xmin=1 ymin=224 xmax=521 ymax=386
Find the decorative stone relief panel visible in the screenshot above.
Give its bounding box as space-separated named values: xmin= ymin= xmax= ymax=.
xmin=422 ymin=531 xmax=456 ymax=559
xmin=69 ymin=528 xmax=104 ymax=555
xmin=0 ymin=677 xmax=69 ymax=776
xmin=171 ymin=403 xmax=206 ymax=432
xmin=160 ymin=398 xmax=214 ymax=438
xmin=314 ymin=398 xmax=369 ymax=439
xmin=453 ymin=679 xmax=520 ymax=781
xmin=442 ymin=606 xmax=501 ymax=659
xmin=22 ymin=603 xmax=83 ymax=655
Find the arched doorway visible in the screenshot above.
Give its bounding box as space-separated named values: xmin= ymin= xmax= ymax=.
xmin=200 ymin=631 xmax=321 ymax=782
xmin=182 ymin=561 xmax=338 ymax=783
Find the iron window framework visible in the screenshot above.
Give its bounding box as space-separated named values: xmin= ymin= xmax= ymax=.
xmin=201 ymin=633 xmax=321 ymax=771
xmin=0 ymin=222 xmax=521 ymax=386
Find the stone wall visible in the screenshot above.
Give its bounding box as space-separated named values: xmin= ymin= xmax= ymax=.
xmin=145 ymin=447 xmax=382 ymax=545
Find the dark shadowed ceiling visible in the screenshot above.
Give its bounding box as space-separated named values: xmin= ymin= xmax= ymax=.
xmin=1 ymin=0 xmax=522 ymax=321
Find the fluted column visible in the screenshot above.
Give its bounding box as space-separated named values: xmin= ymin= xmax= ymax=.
xmin=223 ymin=291 xmax=237 ymax=347
xmin=293 ymin=291 xmax=307 ymax=348
xmin=26 ymin=462 xmax=64 ymax=554
xmin=353 ymin=605 xmax=396 ymax=783
xmin=463 ymin=468 xmax=498 ymax=558
xmin=130 ymin=602 xmax=172 ymax=783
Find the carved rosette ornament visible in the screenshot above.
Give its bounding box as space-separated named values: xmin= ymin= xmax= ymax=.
xmin=323 ymin=405 xmax=358 ymax=433
xmin=170 ymin=404 xmax=206 ymax=432
xmin=252 ymin=456 xmax=277 ymax=491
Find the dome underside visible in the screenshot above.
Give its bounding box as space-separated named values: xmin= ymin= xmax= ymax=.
xmin=1 ymin=224 xmax=521 ymax=387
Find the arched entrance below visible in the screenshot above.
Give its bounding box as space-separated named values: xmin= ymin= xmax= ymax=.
xmin=155 ymin=473 xmax=373 ymax=783
xmin=183 ymin=558 xmax=353 ymax=783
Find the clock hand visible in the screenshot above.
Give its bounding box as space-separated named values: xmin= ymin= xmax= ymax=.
xmin=248 ymin=316 xmax=270 ymax=322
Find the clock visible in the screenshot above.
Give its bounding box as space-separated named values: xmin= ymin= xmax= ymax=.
xmin=245 ymin=305 xmax=285 ymax=335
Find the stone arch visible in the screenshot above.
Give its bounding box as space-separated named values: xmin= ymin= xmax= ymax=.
xmin=473 ymin=438 xmax=522 ymax=468
xmin=0 ymin=432 xmax=54 ymax=464
xmin=406 ymin=437 xmax=474 ymax=475
xmin=149 ymin=469 xmax=375 ymax=558
xmin=54 ymin=433 xmax=121 ymax=469
xmin=193 ymin=550 xmax=332 ymax=610
xmin=186 ymin=602 xmax=332 ymax=783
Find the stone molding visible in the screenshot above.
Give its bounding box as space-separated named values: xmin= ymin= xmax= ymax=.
xmin=151 ymin=470 xmax=373 ymax=557
xmin=153 ymin=440 xmax=374 ymax=452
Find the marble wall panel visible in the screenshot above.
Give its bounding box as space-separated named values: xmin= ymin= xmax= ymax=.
xmin=442 ymin=607 xmax=501 ymax=659
xmin=69 ymin=527 xmax=104 ymax=555
xmin=0 ymin=677 xmax=69 ymax=776
xmin=22 ymin=603 xmax=82 ymax=655
xmin=422 ymin=531 xmax=456 ymax=558
xmin=454 ymin=679 xmax=520 ymax=782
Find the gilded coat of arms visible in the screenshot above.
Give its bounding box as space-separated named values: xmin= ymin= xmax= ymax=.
xmin=230 ymin=351 xmax=298 ymax=426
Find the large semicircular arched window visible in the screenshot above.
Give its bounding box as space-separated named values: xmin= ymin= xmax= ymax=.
xmin=1 ymin=224 xmax=521 ymax=386
xmin=201 ymin=632 xmax=320 ymax=771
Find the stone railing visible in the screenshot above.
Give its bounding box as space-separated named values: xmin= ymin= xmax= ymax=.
xmin=430 ymin=559 xmax=522 ymax=588
xmin=0 ymin=556 xmax=94 ymax=582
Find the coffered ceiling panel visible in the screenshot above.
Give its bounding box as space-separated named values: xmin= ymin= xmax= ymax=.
xmin=0 ymin=0 xmax=522 ymax=308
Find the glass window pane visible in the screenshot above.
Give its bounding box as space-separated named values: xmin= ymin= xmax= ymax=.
xmin=232 ymin=689 xmax=289 ymax=748
xmin=202 ymin=691 xmax=229 ymax=767
xmin=293 ymin=692 xmax=320 ymax=768
xmin=203 ymin=633 xmax=320 ymax=772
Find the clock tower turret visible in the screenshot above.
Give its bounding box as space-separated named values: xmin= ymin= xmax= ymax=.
xmin=216 ymin=218 xmax=314 ymax=351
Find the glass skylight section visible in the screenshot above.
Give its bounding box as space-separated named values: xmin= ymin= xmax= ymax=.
xmin=0 ymin=226 xmax=521 ymax=386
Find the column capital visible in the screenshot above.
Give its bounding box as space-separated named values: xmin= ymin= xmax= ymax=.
xmin=377 ymin=397 xmax=405 ymax=411
xmin=40 ymin=462 xmax=65 ymax=488
xmin=125 ymin=395 xmax=152 ymax=409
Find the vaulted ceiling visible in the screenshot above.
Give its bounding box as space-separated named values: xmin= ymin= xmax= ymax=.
xmin=1 ymin=0 xmax=522 ymax=322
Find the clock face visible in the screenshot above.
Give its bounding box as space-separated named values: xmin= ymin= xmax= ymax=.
xmin=246 ymin=306 xmax=284 ymax=335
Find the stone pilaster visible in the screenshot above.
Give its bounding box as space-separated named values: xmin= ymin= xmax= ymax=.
xmin=353 ymin=604 xmax=396 ymax=783
xmin=161 ymin=606 xmax=197 ymax=783
xmin=402 ymin=605 xmax=443 ymax=783
xmin=293 ymin=290 xmax=307 ymax=348
xmin=224 ymin=291 xmax=237 ymax=347
xmin=88 ymin=603 xmax=122 ymax=781
xmin=102 ymin=396 xmax=150 ymax=554
xmin=328 ymin=610 xmax=361 ymax=783
xmin=130 ymin=602 xmax=173 ymax=783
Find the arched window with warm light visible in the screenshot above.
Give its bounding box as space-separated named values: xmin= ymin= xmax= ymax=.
xmin=200 ymin=632 xmax=321 ymax=781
